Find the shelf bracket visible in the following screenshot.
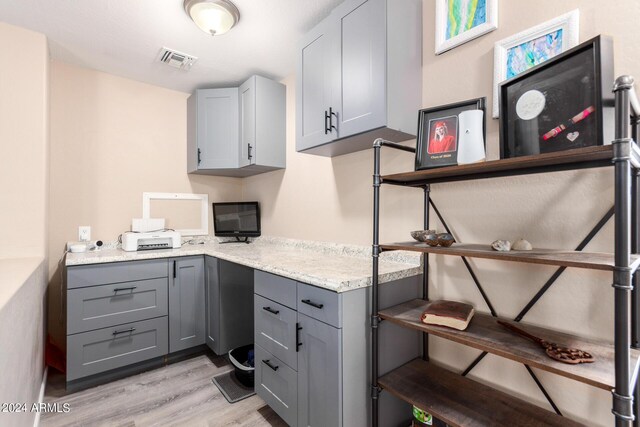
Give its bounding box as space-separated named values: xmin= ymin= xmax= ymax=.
xmin=370 ymin=314 xmax=382 ymax=329
xmin=371 ymin=384 xmax=382 ymax=399
xmin=613 ymin=391 xmax=635 ymax=422
xmin=614 ymin=266 xmax=634 ymax=290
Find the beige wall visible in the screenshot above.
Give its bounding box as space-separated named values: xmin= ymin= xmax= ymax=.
xmin=47 ymin=61 xmax=244 ymax=348
xmin=243 ymin=1 xmax=640 ymax=425
xmin=0 ymin=22 xmax=49 ymax=427
xmin=0 ymin=22 xmax=49 ymax=259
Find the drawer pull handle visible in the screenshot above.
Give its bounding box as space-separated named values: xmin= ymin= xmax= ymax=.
xmin=296 ymin=323 xmax=303 ymax=352
xmin=113 ymin=286 xmax=137 ymax=293
xmin=262 ymin=359 xmax=279 ymax=372
xmin=301 ymin=299 xmax=324 ymax=309
xmin=263 ymin=306 xmax=280 ymax=315
xmin=112 ymin=328 xmax=136 ymax=336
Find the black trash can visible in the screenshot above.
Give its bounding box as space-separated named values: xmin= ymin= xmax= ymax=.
xmin=228 ymin=344 xmax=255 ymax=387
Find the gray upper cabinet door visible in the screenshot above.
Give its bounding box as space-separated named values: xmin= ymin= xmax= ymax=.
xmin=191 ymin=88 xmax=240 ymax=170
xmin=169 ymin=256 xmax=205 ymax=352
xmin=239 ymin=75 xmax=286 ymax=169
xmin=332 ymin=0 xmax=386 ymax=139
xmin=205 ymin=256 xmax=220 ymax=352
xmin=296 ymin=18 xmax=334 ymax=152
xmin=297 ymin=313 xmax=342 ymax=427
xmin=239 ymin=77 xmax=256 ymax=167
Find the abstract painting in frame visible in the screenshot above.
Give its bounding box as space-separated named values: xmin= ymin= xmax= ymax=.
xmin=492 ymin=9 xmax=579 ymax=118
xmin=435 ymin=0 xmax=498 ymax=55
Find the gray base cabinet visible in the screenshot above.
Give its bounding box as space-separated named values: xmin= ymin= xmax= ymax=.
xmin=297 ymin=313 xmax=341 ymax=427
xmin=296 ymin=0 xmax=422 ymax=157
xmin=254 ymin=271 xmax=421 ymax=427
xmin=206 ymin=256 xmax=254 ymax=355
xmin=169 ymin=257 xmax=205 ymax=352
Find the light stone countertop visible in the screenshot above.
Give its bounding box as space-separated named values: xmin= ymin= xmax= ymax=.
xmin=65 ymin=236 xmax=422 ymax=293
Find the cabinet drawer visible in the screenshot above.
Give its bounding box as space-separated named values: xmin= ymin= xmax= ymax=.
xmin=67 ymin=260 xmax=168 ymax=289
xmin=255 ymin=295 xmax=298 ymax=370
xmin=254 ymin=270 xmax=297 ymax=309
xmin=67 ymin=278 xmax=168 ymax=334
xmin=255 ymin=344 xmax=297 ymax=427
xmin=297 ymin=282 xmax=341 ymax=328
xmin=67 ymin=317 xmax=168 ymax=381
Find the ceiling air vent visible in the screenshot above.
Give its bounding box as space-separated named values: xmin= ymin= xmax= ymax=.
xmin=157 ymin=47 xmax=198 ymax=70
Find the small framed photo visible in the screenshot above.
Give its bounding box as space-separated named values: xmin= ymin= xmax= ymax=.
xmin=416 ymin=98 xmax=486 ymax=170
xmin=435 ymin=0 xmax=498 ymax=55
xmin=499 ymin=36 xmax=614 ymax=159
xmin=492 ymin=10 xmax=579 ymax=118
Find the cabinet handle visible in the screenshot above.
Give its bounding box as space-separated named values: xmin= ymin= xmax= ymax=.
xmin=248 ymin=143 xmax=253 ymax=160
xmin=262 ymin=306 xmax=279 ymax=315
xmin=113 ymin=286 xmax=137 ymax=293
xmin=296 ymin=323 xmax=303 ymax=352
xmin=112 ymin=328 xmax=136 ymax=336
xmin=324 ymin=110 xmax=330 ymax=134
xmin=301 ymin=299 xmax=324 ymax=309
xmin=262 ymin=359 xmax=279 ymax=371
xmin=329 ymin=107 xmax=337 ymax=133
xmin=197 ymin=148 xmax=202 ymax=165
xmin=173 ymin=260 xmax=177 ymax=279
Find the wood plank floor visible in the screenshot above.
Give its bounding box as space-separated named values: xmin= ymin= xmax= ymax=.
xmin=41 ymin=353 xmax=287 ymax=427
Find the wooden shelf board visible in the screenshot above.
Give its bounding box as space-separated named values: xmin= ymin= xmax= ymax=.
xmin=379 ymin=242 xmax=640 ymax=272
xmin=380 ymin=299 xmax=640 ymax=391
xmin=382 ymin=145 xmax=614 ymax=186
xmin=378 ymin=358 xmax=585 ymax=427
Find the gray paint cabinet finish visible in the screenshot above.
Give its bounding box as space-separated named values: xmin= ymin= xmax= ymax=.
xmin=297 ymin=312 xmax=341 ymax=427
xmin=239 ymin=75 xmax=286 ymax=169
xmin=255 ymin=294 xmax=298 ymax=369
xmin=205 ymin=256 xmax=254 ymax=355
xmin=169 ymin=256 xmax=205 ymax=352
xmin=67 ymin=277 xmax=168 ymax=334
xmin=296 ymin=0 xmax=422 ymax=157
xmin=255 ymin=344 xmax=298 ymax=426
xmin=188 ymin=76 xmax=285 ymax=177
xmin=67 ymin=316 xmax=168 ymax=382
xmin=67 ymin=259 xmax=168 ymax=289
xmin=189 ymin=88 xmax=240 ymax=170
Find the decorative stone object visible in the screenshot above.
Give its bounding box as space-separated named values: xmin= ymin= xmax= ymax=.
xmin=512 ymin=238 xmax=533 ymax=251
xmin=437 ymin=233 xmax=455 ymax=247
xmin=425 ymin=233 xmax=440 ymax=247
xmin=410 ymin=230 xmax=437 ymax=242
xmin=491 ymin=240 xmax=511 ymax=252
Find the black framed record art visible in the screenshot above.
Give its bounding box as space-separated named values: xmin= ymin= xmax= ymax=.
xmin=415 ymin=98 xmax=486 ymax=170
xmin=499 ymin=35 xmax=614 ymax=159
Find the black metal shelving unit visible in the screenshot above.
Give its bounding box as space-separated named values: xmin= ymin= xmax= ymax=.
xmin=370 ymin=75 xmax=640 ymax=427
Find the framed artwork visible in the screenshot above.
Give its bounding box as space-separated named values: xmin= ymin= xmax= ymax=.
xmin=435 ymin=0 xmax=498 ymax=55
xmin=499 ymin=36 xmax=614 ymax=159
xmin=416 ymin=98 xmax=486 ymax=170
xmin=492 ymin=10 xmax=579 ymax=118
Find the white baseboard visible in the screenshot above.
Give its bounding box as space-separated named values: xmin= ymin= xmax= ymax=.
xmin=33 ymin=367 xmax=48 ymax=427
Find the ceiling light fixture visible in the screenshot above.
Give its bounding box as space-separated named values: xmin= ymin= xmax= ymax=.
xmin=184 ymin=0 xmax=240 ymax=36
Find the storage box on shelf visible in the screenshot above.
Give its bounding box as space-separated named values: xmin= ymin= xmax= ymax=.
xmin=369 ymin=76 xmax=640 ymax=426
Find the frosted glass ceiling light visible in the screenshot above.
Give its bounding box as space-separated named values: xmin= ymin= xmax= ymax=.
xmin=184 ymin=0 xmax=240 ymax=36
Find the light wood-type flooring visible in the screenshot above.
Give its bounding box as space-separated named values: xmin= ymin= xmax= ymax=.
xmin=41 ymin=353 xmax=287 ymax=427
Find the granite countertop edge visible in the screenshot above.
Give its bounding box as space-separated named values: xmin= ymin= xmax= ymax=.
xmin=65 ymin=237 xmax=422 ymax=293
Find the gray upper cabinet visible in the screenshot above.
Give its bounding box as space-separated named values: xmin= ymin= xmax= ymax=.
xmin=188 ymin=75 xmax=285 ymax=177
xmin=188 ymin=88 xmax=239 ymax=171
xmin=296 ymin=18 xmax=334 ymax=152
xmin=169 ymin=256 xmax=205 ymax=353
xmin=296 ymin=0 xmax=422 ymax=157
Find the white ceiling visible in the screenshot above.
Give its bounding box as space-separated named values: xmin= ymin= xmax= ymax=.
xmin=0 ymin=0 xmax=344 ymax=93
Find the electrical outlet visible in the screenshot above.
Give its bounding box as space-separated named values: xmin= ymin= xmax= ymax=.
xmin=78 ymin=226 xmax=91 ymax=242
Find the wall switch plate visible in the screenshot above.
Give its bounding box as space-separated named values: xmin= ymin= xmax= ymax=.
xmin=78 ymin=226 xmax=91 ymax=242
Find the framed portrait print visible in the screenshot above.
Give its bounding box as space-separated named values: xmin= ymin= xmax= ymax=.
xmin=435 ymin=0 xmax=498 ymax=55
xmin=499 ymin=36 xmax=614 ymax=159
xmin=492 ymin=9 xmax=579 ymax=118
xmin=416 ymin=98 xmax=486 ymax=170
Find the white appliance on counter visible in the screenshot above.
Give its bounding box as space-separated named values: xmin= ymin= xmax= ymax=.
xmin=121 ymin=231 xmax=181 ymax=251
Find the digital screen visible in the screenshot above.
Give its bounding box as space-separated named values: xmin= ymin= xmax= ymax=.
xmin=212 ymin=202 xmax=260 ymax=237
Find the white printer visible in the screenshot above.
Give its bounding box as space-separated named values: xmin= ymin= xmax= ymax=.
xmin=121 ymin=231 xmax=181 ymax=252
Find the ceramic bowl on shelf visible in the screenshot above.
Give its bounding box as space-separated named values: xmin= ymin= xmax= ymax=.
xmin=410 ymin=230 xmax=436 ymax=243
xmin=437 ymin=233 xmax=455 ymax=247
